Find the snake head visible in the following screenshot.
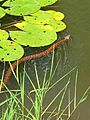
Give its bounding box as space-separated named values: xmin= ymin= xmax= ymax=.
xmin=64 ymin=35 xmax=70 ymax=40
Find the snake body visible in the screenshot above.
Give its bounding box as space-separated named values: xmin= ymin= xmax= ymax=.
xmin=0 ymin=35 xmax=70 ymax=90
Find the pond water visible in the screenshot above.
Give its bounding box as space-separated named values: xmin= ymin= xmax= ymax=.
xmin=58 ymin=0 xmax=90 ymax=119
xmin=0 ymin=0 xmax=90 ymax=119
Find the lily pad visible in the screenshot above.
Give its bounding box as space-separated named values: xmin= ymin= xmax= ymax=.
xmin=2 ymin=0 xmax=59 ymax=16
xmin=0 ymin=29 xmax=9 ymax=40
xmin=0 ymin=40 xmax=24 ymax=61
xmin=2 ymin=0 xmax=40 ymax=16
xmin=0 ymin=7 xmax=6 ymax=18
xmin=9 ymin=24 xmax=57 ymax=47
xmin=23 ymin=10 xmax=66 ymax=32
xmin=45 ymin=10 xmax=64 ymax=21
xmin=37 ymin=0 xmax=58 ymax=6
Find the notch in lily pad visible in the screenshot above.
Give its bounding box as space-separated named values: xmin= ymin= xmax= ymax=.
xmin=0 ymin=40 xmax=24 ymax=61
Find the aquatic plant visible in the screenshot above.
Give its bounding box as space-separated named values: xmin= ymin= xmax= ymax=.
xmin=2 ymin=0 xmax=59 ymax=16
xmin=0 ymin=0 xmax=66 ymax=61
xmin=0 ymin=35 xmax=70 ymax=91
xmin=0 ymin=7 xmax=6 ymax=18
xmin=0 ymin=29 xmax=9 ymax=40
xmin=0 ymin=62 xmax=89 ymax=120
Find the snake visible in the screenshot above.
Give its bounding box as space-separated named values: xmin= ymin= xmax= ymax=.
xmin=0 ymin=35 xmax=70 ymax=91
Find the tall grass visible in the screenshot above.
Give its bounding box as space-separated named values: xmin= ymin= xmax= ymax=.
xmin=0 ymin=54 xmax=90 ymax=120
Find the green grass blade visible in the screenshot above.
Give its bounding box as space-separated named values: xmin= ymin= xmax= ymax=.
xmin=9 ymin=62 xmax=17 ymax=80
xmin=47 ymin=107 xmax=57 ymax=120
xmin=0 ymin=98 xmax=11 ymax=106
xmin=49 ymin=50 xmax=55 ymax=79
xmin=34 ymin=63 xmax=40 ymax=89
xmin=74 ymin=69 xmax=78 ymax=110
xmin=41 ymin=81 xmax=70 ymax=117
xmin=67 ymin=88 xmax=71 ymax=118
xmin=47 ymin=66 xmax=77 ymax=92
xmin=56 ymin=81 xmax=68 ymax=119
xmin=58 ymin=99 xmax=74 ymax=119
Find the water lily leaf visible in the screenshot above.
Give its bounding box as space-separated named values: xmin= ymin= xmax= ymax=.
xmin=2 ymin=0 xmax=59 ymax=16
xmin=24 ymin=11 xmax=54 ymax=25
xmin=51 ymin=21 xmax=66 ymax=32
xmin=45 ymin=10 xmax=64 ymax=21
xmin=37 ymin=0 xmax=58 ymax=6
xmin=0 ymin=7 xmax=6 ymax=18
xmin=0 ymin=29 xmax=9 ymax=40
xmin=23 ymin=10 xmax=66 ymax=32
xmin=2 ymin=0 xmax=40 ymax=16
xmin=0 ymin=40 xmax=24 ymax=61
xmin=9 ymin=24 xmax=57 ymax=47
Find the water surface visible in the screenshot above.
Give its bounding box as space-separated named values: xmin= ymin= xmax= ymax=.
xmin=0 ymin=0 xmax=90 ymax=119
xmin=57 ymin=0 xmax=90 ymax=119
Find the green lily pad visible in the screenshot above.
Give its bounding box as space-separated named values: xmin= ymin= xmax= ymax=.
xmin=0 ymin=40 xmax=24 ymax=61
xmin=37 ymin=0 xmax=58 ymax=6
xmin=45 ymin=10 xmax=64 ymax=21
xmin=0 ymin=7 xmax=6 ymax=18
xmin=2 ymin=0 xmax=59 ymax=16
xmin=9 ymin=24 xmax=57 ymax=47
xmin=0 ymin=29 xmax=9 ymax=40
xmin=23 ymin=10 xmax=66 ymax=32
xmin=2 ymin=0 xmax=40 ymax=16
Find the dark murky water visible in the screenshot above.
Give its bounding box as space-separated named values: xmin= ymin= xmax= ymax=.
xmin=57 ymin=0 xmax=90 ymax=119
xmin=0 ymin=0 xmax=90 ymax=119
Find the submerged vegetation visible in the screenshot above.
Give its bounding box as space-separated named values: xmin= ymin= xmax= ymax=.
xmin=0 ymin=56 xmax=90 ymax=120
